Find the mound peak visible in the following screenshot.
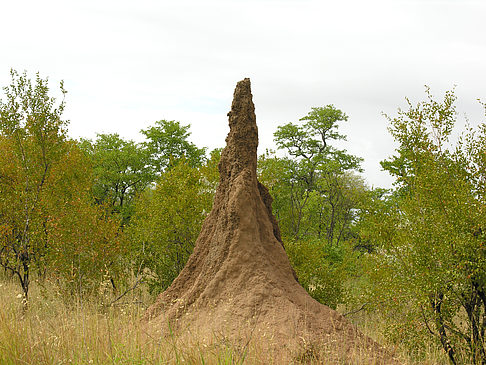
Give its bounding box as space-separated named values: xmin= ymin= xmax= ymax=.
xmin=145 ymin=78 xmax=396 ymax=363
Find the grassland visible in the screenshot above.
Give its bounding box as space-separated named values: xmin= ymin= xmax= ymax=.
xmin=0 ymin=277 xmax=448 ymax=364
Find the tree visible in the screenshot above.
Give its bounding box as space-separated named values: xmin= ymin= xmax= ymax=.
xmin=370 ymin=88 xmax=486 ymax=364
xmin=127 ymin=152 xmax=219 ymax=295
xmin=141 ymin=119 xmax=206 ymax=174
xmin=349 ymin=187 xmax=394 ymax=254
xmin=264 ymin=105 xmax=363 ymax=242
xmin=258 ymin=106 xmax=366 ymax=309
xmin=42 ymin=142 xmax=123 ymax=297
xmin=0 ymin=71 xmax=123 ymax=302
xmin=79 ymin=134 xmax=152 ymax=224
xmin=0 ymin=70 xmax=68 ymax=302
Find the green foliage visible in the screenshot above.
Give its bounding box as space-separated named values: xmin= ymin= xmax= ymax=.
xmin=141 ymin=119 xmax=206 ymax=174
xmin=0 ymin=71 xmax=123 ymax=301
xmin=78 ymin=121 xmax=208 ymax=227
xmin=42 ymin=143 xmax=123 ymax=297
xmin=258 ymin=106 xmax=369 ymax=309
xmin=79 ymin=133 xmax=152 ymax=224
xmin=0 ymin=70 xmax=68 ymax=300
xmin=286 ymin=238 xmax=360 ymax=309
xmin=348 ymin=187 xmax=396 ymax=254
xmin=127 ymin=154 xmax=218 ymax=295
xmin=267 ymin=105 xmax=364 ymax=242
xmin=274 ymin=106 xmax=362 ymax=172
xmin=369 ymin=88 xmax=486 ymax=364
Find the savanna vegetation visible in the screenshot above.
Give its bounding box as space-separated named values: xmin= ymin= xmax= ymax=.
xmin=0 ymin=70 xmax=484 ymax=364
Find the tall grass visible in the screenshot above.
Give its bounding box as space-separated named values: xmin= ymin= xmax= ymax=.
xmin=343 ymin=307 xmax=449 ymax=365
xmin=0 ymin=277 xmax=448 ymax=364
xmin=0 ymin=277 xmax=271 ymax=364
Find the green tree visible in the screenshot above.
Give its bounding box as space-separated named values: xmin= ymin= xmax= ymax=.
xmin=0 ymin=71 xmax=124 ymax=302
xmin=79 ymin=134 xmax=152 ymax=224
xmin=286 ymin=237 xmax=361 ymax=309
xmin=0 ymin=70 xmax=68 ymax=301
xmin=349 ymin=187 xmax=394 ymax=254
xmin=42 ymin=142 xmax=123 ymax=297
xmin=265 ymin=105 xmax=363 ymax=242
xmin=127 ymin=153 xmax=218 ymax=295
xmin=258 ymin=106 xmax=366 ymax=308
xmin=141 ymin=119 xmax=206 ymax=174
xmin=370 ymin=88 xmax=486 ymax=364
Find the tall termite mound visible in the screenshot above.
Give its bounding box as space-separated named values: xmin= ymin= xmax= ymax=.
xmin=146 ymin=78 xmax=392 ymax=362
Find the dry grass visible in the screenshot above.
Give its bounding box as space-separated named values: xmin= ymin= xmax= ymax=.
xmin=0 ymin=277 xmax=448 ymax=364
xmin=342 ymin=307 xmax=449 ymax=365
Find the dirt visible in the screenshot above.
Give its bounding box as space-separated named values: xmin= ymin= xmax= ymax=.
xmin=145 ymin=78 xmax=399 ymax=363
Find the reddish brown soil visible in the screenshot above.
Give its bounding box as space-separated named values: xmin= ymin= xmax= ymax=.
xmin=145 ymin=78 xmax=398 ymax=363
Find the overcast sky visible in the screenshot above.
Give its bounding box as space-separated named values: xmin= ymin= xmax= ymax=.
xmin=1 ymin=0 xmax=485 ymax=188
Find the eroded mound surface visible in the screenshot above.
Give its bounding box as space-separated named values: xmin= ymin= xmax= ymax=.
xmin=145 ymin=78 xmax=397 ymax=363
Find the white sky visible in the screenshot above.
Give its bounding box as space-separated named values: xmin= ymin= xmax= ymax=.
xmin=1 ymin=0 xmax=485 ymax=188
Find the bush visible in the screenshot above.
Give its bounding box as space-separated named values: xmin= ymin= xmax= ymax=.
xmin=286 ymin=238 xmax=360 ymax=309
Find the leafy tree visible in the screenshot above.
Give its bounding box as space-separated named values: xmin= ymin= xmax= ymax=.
xmin=79 ymin=121 xmax=207 ymax=225
xmin=0 ymin=70 xmax=68 ymax=302
xmin=286 ymin=237 xmax=360 ymax=309
xmin=0 ymin=71 xmax=123 ymax=302
xmin=127 ymin=153 xmax=218 ymax=295
xmin=349 ymin=187 xmax=394 ymax=254
xmin=370 ymin=88 xmax=486 ymax=364
xmin=79 ymin=134 xmax=152 ymax=224
xmin=313 ymin=171 xmax=368 ymax=245
xmin=263 ymin=105 xmax=363 ymax=242
xmin=42 ymin=142 xmax=123 ymax=297
xmin=141 ymin=119 xmax=206 ymax=174
xmin=258 ymin=106 xmax=366 ymax=308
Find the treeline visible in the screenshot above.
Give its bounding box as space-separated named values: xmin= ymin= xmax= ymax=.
xmin=0 ymin=70 xmax=485 ymax=364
